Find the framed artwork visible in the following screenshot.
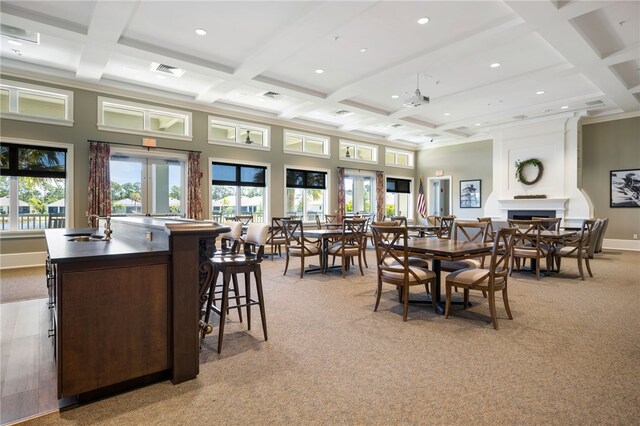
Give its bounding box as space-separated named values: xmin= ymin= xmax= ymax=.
xmin=610 ymin=169 xmax=640 ymax=207
xmin=460 ymin=179 xmax=481 ymax=208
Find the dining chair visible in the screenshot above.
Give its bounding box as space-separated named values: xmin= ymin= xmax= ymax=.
xmin=390 ymin=216 xmax=408 ymax=227
xmin=437 ymin=215 xmax=455 ymax=239
xmin=266 ymin=217 xmax=288 ymax=260
xmin=477 ymin=217 xmax=495 ymax=267
xmin=235 ymin=214 xmax=254 ymax=226
xmin=282 ymin=219 xmax=322 ymax=278
xmin=324 ymin=214 xmax=338 ymax=225
xmin=554 ymin=219 xmax=595 ymax=280
xmin=327 ymin=217 xmax=367 ymax=278
xmin=441 ymin=221 xmax=488 ymax=272
xmin=533 ymin=217 xmax=562 ymax=231
xmin=445 ymin=227 xmax=517 ymax=330
xmin=205 ymin=222 xmax=270 ymax=353
xmin=507 ymin=219 xmax=551 ymax=280
xmin=370 ymin=224 xmax=435 ymax=321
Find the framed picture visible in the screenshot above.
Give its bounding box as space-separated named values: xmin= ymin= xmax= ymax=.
xmin=460 ymin=179 xmax=481 ymax=208
xmin=610 ymin=169 xmax=640 ymax=207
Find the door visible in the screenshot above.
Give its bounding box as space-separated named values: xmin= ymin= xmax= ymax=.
xmin=427 ymin=176 xmax=451 ymax=216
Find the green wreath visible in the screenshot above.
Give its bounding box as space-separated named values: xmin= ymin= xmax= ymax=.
xmin=515 ymin=158 xmax=543 ymax=185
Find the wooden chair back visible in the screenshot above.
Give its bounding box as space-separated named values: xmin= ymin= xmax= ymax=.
xmin=533 ymin=217 xmax=562 ymax=231
xmin=507 ymin=219 xmax=542 ymax=253
xmin=477 ymin=217 xmax=495 ymax=242
xmin=438 ymin=215 xmax=455 ymax=239
xmin=390 ymin=216 xmax=408 ymax=227
xmin=426 ymin=215 xmax=441 ymax=226
xmin=371 ymin=225 xmax=423 ymax=283
xmin=235 ymin=214 xmax=254 ymax=225
xmin=324 ymin=214 xmax=338 ymax=224
xmin=282 ymin=219 xmax=317 ymax=255
xmin=487 ymin=227 xmax=517 ymax=289
xmin=452 ymin=221 xmax=487 ymax=243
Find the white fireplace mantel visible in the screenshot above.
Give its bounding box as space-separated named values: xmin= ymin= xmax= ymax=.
xmin=497 ymin=198 xmax=569 ymax=212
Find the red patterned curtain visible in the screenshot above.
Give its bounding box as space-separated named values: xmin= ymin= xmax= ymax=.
xmin=337 ymin=167 xmax=345 ymax=223
xmin=187 ymin=151 xmax=203 ymax=220
xmin=87 ymin=142 xmax=111 ymax=227
xmin=376 ymin=171 xmax=385 ymax=221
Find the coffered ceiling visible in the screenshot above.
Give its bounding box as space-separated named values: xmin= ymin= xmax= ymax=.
xmin=1 ymin=1 xmax=638 ymax=149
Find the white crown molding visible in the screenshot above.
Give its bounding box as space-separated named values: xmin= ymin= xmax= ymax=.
xmin=581 ymin=111 xmax=640 ymax=125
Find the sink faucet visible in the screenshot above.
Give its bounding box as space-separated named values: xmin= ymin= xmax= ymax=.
xmin=87 ymin=214 xmax=113 ymax=241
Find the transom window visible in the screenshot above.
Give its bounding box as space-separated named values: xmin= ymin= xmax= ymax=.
xmin=283 ymin=130 xmax=329 ymax=157
xmin=386 ymin=176 xmax=413 ymax=220
xmin=208 ymin=117 xmax=270 ymax=150
xmin=385 ymin=147 xmax=414 ymax=168
xmin=0 ymin=140 xmax=72 ymax=232
xmin=285 ymin=167 xmax=328 ymax=222
xmin=339 ymin=140 xmax=378 ymax=164
xmin=0 ymin=79 xmax=73 ymax=126
xmin=211 ymin=161 xmax=269 ymax=223
xmin=98 ymin=97 xmax=192 ymax=140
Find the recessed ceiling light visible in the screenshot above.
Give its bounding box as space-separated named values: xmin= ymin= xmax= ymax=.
xmin=561 ymin=105 xmax=569 ymax=109
xmin=315 ymin=69 xmax=324 ymax=74
xmin=391 ymin=95 xmax=399 ymax=99
xmin=360 ymin=48 xmax=367 ymax=53
xmin=475 ymin=123 xmax=482 ymax=126
xmin=7 ymin=40 xmax=22 ymax=46
xmin=417 ymin=17 xmax=430 ymax=25
xmin=156 ymin=75 xmax=166 ymax=80
xmin=536 ymin=90 xmax=545 ymax=95
xmin=195 ymin=28 xmax=207 ymax=36
xmin=490 ymin=62 xmax=501 ymax=68
xmin=444 ymin=112 xmax=451 ymax=116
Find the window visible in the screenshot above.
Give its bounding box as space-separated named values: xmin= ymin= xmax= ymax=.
xmin=385 ymin=147 xmax=414 ymax=168
xmin=211 ymin=161 xmax=269 ymax=223
xmin=98 ymin=97 xmax=192 ymax=140
xmin=110 ymin=149 xmax=186 ymax=216
xmin=283 ymin=130 xmax=329 ymax=157
xmin=0 ymin=79 xmax=73 ymax=126
xmin=0 ymin=139 xmax=72 ymax=232
xmin=285 ymin=167 xmax=329 ymax=222
xmin=339 ymin=140 xmax=378 ymax=164
xmin=344 ymin=172 xmax=375 ymax=215
xmin=386 ymin=177 xmax=413 ymax=219
xmin=208 ymin=117 xmax=270 ymax=150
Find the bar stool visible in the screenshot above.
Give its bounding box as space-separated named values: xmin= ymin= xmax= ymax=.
xmin=205 ymin=223 xmax=269 ymax=354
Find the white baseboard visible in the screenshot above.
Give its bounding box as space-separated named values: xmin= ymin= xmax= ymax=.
xmin=0 ymin=251 xmax=47 ymax=269
xmin=603 ymin=239 xmax=640 ymax=251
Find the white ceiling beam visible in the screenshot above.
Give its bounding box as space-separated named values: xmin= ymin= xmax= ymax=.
xmin=339 ymin=117 xmax=378 ymax=132
xmin=556 ymin=1 xmax=613 ymax=20
xmin=602 ymin=42 xmax=640 ymax=66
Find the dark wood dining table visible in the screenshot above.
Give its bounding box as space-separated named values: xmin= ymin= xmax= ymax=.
xmin=390 ymin=238 xmax=493 ymax=314
xmin=296 ymin=228 xmax=350 ymax=274
xmin=406 ymin=224 xmax=440 ymax=237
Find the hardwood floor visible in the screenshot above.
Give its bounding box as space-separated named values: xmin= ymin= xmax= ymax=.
xmin=1 ymin=299 xmax=58 ymax=425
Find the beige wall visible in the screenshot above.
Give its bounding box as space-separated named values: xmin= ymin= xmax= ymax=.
xmin=415 ymin=140 xmax=493 ymax=220
xmin=0 ymin=76 xmax=413 ymax=255
xmin=582 ymin=116 xmax=640 ymax=240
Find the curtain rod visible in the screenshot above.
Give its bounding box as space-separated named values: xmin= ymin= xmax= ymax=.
xmin=337 ymin=166 xmax=384 ymax=173
xmin=87 ymin=139 xmax=201 ymax=154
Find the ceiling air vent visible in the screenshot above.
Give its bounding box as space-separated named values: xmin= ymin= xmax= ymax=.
xmin=0 ymin=24 xmax=39 ymax=44
xmin=335 ymin=110 xmax=354 ymax=117
xmin=150 ymin=62 xmax=185 ymax=77
xmin=261 ymin=91 xmax=281 ymax=99
xmin=585 ymin=100 xmax=604 ymax=106
xmin=513 ymin=115 xmax=528 ymax=120
xmin=389 ymin=124 xmax=404 ymax=128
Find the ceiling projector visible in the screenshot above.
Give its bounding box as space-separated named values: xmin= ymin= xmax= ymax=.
xmin=403 ymin=89 xmax=430 ymax=108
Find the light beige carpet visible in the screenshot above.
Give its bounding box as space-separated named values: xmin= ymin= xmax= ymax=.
xmin=15 ymin=249 xmax=640 ymax=425
xmin=0 ymin=267 xmax=47 ymax=304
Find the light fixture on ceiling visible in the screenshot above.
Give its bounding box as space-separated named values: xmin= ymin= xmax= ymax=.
xmin=360 ymin=48 xmax=367 ymax=53
xmin=444 ymin=112 xmax=451 ymax=116
xmin=490 ymin=62 xmax=501 ymax=68
xmin=245 ymin=130 xmax=253 ymax=144
xmin=391 ymin=95 xmax=399 ymax=99
xmin=345 ymin=146 xmax=351 ymax=158
xmin=7 ymin=40 xmax=21 ymax=46
xmin=315 ymin=69 xmax=324 ymax=74
xmin=536 ymin=90 xmax=545 ymax=95
xmin=195 ymin=28 xmax=207 ymax=36
xmin=403 ymin=73 xmax=430 ymax=108
xmin=417 ymin=17 xmax=430 ymax=25
xmin=561 ymin=105 xmax=569 ymax=109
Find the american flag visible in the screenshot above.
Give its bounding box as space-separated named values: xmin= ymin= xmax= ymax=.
xmin=417 ymin=177 xmax=426 ymax=218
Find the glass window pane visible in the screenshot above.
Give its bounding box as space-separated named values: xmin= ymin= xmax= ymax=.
xmin=306 ymin=171 xmax=326 ymax=189
xmin=17 ymin=176 xmax=66 ymax=229
xmin=305 ymin=188 xmax=325 ymax=222
xmin=210 ymin=123 xmax=236 ymax=141
xmin=306 ymin=138 xmax=325 ymax=154
xmin=149 ymin=112 xmax=185 ymax=135
xmin=0 ymin=89 xmax=9 ymax=113
xmin=103 ymin=105 xmax=144 ymax=130
xmin=18 ymin=147 xmax=66 ymax=172
xmin=385 ymin=152 xmax=395 ymax=164
xmin=0 ymin=146 xmax=8 ymax=169
xmin=0 ymin=176 xmax=8 ymax=219
xmin=397 ymin=153 xmax=409 ymax=166
xmin=286 ymin=188 xmax=303 ymax=218
xmin=286 ymin=169 xmax=305 ymax=187
xmin=357 ymin=147 xmax=373 ymax=161
xmin=110 ymin=159 xmax=143 ymax=214
xmin=240 ymin=186 xmax=265 ymax=222
xmin=212 ymin=163 xmax=237 ymax=183
xmin=285 ymin=135 xmax=303 ymax=152
xmin=151 ymin=161 xmax=183 ymax=215
xmin=241 ymin=128 xmax=264 ymax=146
xmin=240 ymin=166 xmax=265 ymax=186
xmin=212 ymin=185 xmax=237 ymax=219
xmin=17 ymin=92 xmax=65 ymax=119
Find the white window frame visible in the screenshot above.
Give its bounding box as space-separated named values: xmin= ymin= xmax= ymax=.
xmin=283 ymin=164 xmax=331 ymax=223
xmin=208 ymin=116 xmax=271 ymax=151
xmin=283 ymin=129 xmax=330 ymax=158
xmin=97 ymin=97 xmax=192 ymax=141
xmin=110 ymin=147 xmax=187 ymax=216
xmin=385 ymin=147 xmax=415 ymax=169
xmin=0 ymin=137 xmax=74 ymax=238
xmin=209 ymin=157 xmax=271 ymax=222
xmin=339 ymin=139 xmax=378 ymax=165
xmin=385 ymin=175 xmax=414 ymax=221
xmin=0 ymin=79 xmax=74 ymax=127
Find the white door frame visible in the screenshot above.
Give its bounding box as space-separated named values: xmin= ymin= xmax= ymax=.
xmin=427 ymin=175 xmax=452 ymax=216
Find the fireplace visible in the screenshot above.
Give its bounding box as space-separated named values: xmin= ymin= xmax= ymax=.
xmin=508 ymin=210 xmax=556 ymax=220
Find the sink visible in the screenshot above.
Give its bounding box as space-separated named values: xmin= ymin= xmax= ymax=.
xmin=68 ymin=235 xmax=106 ymax=242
